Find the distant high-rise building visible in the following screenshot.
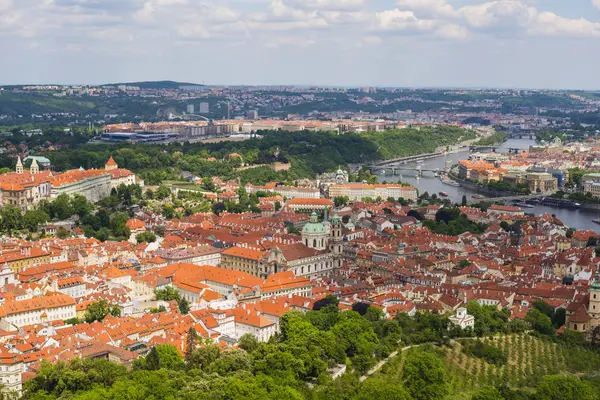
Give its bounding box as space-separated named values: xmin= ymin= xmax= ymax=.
xmin=246 ymin=110 xmax=259 ymax=120
xmin=186 ymin=104 xmax=195 ymax=114
xmin=200 ymin=102 xmax=209 ymax=114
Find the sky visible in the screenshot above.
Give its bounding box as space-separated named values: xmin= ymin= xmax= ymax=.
xmin=2 ymin=0 xmax=600 ymax=89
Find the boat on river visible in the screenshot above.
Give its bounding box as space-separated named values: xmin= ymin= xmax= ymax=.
xmin=515 ymin=202 xmax=535 ymax=209
xmin=593 ymin=218 xmax=600 ymax=225
xmin=440 ymin=176 xmax=460 ymax=187
xmin=439 ymin=191 xmax=449 ymax=197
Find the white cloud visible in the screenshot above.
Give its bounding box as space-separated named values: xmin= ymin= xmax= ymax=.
xmin=286 ymin=0 xmax=364 ymax=11
xmin=530 ymin=12 xmax=600 ymax=37
xmin=1 ymin=0 xmax=600 ymax=87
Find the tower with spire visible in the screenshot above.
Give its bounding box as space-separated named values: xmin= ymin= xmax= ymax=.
xmin=589 ymin=268 xmax=600 ymax=328
xmin=329 ymin=210 xmax=343 ymax=270
xmin=30 ymin=158 xmax=39 ymax=175
xmin=105 ymin=156 xmax=118 ymax=171
xmin=15 ymin=157 xmax=23 ymax=174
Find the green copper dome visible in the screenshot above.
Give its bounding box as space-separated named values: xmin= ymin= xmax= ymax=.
xmin=331 ymin=211 xmax=341 ymax=224
xmin=302 ymin=212 xmax=326 ymax=234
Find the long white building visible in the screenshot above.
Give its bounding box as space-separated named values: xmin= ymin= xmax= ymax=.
xmin=328 ymin=183 xmax=418 ymax=202
xmin=0 ymin=293 xmax=76 ymax=331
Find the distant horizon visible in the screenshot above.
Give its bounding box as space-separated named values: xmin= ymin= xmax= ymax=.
xmin=2 ymin=1 xmax=600 ymax=90
xmin=2 ymin=80 xmax=600 ymax=92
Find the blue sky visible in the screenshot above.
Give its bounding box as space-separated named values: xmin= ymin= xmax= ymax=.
xmin=1 ymin=0 xmax=600 ymax=89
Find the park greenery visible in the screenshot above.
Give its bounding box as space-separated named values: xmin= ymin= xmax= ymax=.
xmin=23 ymin=297 xmax=600 ymax=400
xmin=0 ymin=127 xmax=477 ymax=186
xmin=422 ymin=207 xmax=489 ymax=236
xmin=0 ymin=184 xmax=145 ymax=241
xmin=475 ymin=132 xmax=507 ymax=146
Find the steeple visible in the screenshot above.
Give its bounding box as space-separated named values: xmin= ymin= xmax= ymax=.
xmin=30 ymin=158 xmax=39 ymax=175
xmin=105 ymin=156 xmax=118 ymax=171
xmin=15 ymin=157 xmax=23 ymax=174
xmin=592 ymin=267 xmax=600 ymax=291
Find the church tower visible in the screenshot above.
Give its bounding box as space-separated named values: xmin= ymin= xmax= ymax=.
xmin=15 ymin=157 xmax=23 ymax=174
xmin=105 ymin=156 xmax=118 ymax=171
xmin=302 ymin=212 xmax=328 ymax=251
xmin=589 ymin=269 xmax=600 ymax=328
xmin=329 ymin=211 xmax=344 ymax=269
xmin=30 ymin=158 xmax=39 ymax=175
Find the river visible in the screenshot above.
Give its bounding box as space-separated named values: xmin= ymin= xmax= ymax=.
xmin=373 ymin=138 xmax=600 ymax=232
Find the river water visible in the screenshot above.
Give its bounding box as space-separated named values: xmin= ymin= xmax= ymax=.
xmin=373 ymin=138 xmax=600 ymax=232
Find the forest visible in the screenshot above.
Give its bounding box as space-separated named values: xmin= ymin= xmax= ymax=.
xmin=17 ymin=126 xmax=476 ymax=186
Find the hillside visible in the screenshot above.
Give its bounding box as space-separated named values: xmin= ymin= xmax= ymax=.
xmin=377 ymin=334 xmax=600 ymax=399
xmin=102 ymin=80 xmax=203 ymax=89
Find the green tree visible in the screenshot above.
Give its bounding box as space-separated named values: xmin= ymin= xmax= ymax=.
xmin=178 ymin=297 xmax=190 ymax=315
xmin=472 ymin=386 xmax=504 ymax=400
xmin=71 ymin=194 xmax=93 ymax=218
xmin=136 ymin=231 xmax=157 ymax=244
xmin=23 ymin=209 xmax=49 ymax=232
xmin=155 ymin=286 xmax=181 ymax=302
xmin=356 ymin=378 xmax=412 ymax=400
xmin=137 ymin=344 xmax=184 ymax=371
xmin=185 ymin=328 xmax=198 ymax=362
xmin=56 ymin=226 xmax=71 ymax=239
xmin=526 ymin=308 xmax=555 ymax=335
xmin=0 ymin=205 xmax=23 ymax=232
xmin=155 ymin=185 xmax=172 ymax=200
xmin=238 ymin=333 xmax=259 ymax=353
xmin=403 ymin=351 xmax=449 ymax=400
xmin=84 ymin=300 xmax=115 ymax=323
xmin=51 ymin=193 xmax=74 ymax=220
xmin=209 ymin=349 xmax=252 ymax=375
xmin=535 ymin=375 xmax=595 ymax=400
xmin=462 ymin=195 xmax=468 ymax=206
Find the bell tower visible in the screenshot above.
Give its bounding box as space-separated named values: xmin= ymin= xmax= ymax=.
xmin=589 ymin=268 xmax=600 ymax=328
xmin=15 ymin=157 xmax=23 ymax=174
xmin=329 ymin=211 xmax=344 ymax=269
xmin=30 ymin=158 xmax=39 ymax=175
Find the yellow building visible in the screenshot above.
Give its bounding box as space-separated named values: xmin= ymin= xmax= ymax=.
xmin=221 ymin=247 xmax=266 ymax=277
xmin=0 ymin=247 xmax=51 ymax=273
xmin=525 ymin=173 xmax=557 ymax=193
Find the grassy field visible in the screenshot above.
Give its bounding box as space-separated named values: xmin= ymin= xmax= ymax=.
xmin=378 ymin=334 xmax=600 ymax=398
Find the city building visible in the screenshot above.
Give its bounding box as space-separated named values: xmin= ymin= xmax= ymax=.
xmin=285 ymin=198 xmax=334 ymax=213
xmin=525 ymin=173 xmax=558 ymax=193
xmin=199 ymin=102 xmax=210 ymax=114
xmin=302 ymin=212 xmax=328 ymax=251
xmin=0 ymin=157 xmax=52 ymax=212
xmin=582 ymin=173 xmax=600 ymax=197
xmin=328 ymin=184 xmax=418 ymax=202
xmin=0 ymin=353 xmax=23 ymax=395
xmin=220 ymin=247 xmax=267 ymax=277
xmin=246 ymin=183 xmax=321 ymax=199
xmin=0 ymin=293 xmax=76 ymax=331
xmin=458 ymin=160 xmax=506 ymax=182
xmin=449 ymin=307 xmax=475 ymax=329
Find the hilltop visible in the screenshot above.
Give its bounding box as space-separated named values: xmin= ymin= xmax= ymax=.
xmin=101 ymin=80 xmax=203 ymax=89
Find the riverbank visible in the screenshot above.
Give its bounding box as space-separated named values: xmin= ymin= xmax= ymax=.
xmin=447 ymin=172 xmax=525 ymax=199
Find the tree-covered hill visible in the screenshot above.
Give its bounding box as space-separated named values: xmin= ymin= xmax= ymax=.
xmin=35 ymin=127 xmax=475 ymax=185
xmin=101 ymin=81 xmax=203 ymax=89
xmin=21 ymin=301 xmax=600 ymax=400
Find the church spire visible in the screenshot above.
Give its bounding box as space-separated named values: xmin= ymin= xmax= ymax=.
xmin=16 ymin=157 xmax=23 ymax=174
xmin=30 ymin=158 xmax=39 ymax=174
